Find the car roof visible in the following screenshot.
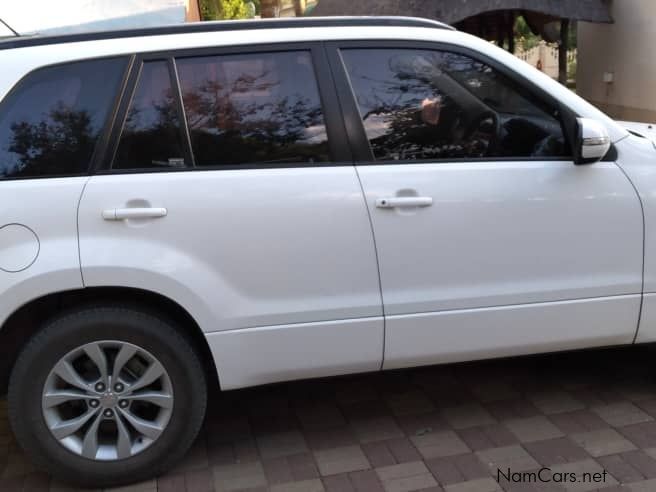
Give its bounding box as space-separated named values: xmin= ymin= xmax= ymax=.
xmin=0 ymin=16 xmax=453 ymax=51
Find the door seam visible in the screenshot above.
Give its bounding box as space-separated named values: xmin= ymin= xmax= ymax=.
xmin=321 ymin=41 xmax=386 ymax=370
xmin=613 ymin=159 xmax=646 ymax=343
xmin=76 ymin=175 xmax=93 ymax=287
xmin=353 ymin=166 xmax=387 ymax=370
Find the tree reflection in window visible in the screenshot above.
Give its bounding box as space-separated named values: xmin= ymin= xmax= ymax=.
xmin=0 ymin=58 xmax=126 ymax=178
xmin=341 ymin=49 xmax=568 ymax=161
xmin=176 ymin=51 xmax=329 ymax=166
xmin=341 ymin=49 xmax=470 ymax=161
xmin=114 ymin=61 xmax=187 ymax=170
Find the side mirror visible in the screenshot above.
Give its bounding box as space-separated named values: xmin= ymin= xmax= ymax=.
xmin=576 ymin=118 xmax=611 ymax=164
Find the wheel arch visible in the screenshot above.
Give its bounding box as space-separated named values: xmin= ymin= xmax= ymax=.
xmin=0 ymin=286 xmax=220 ymax=394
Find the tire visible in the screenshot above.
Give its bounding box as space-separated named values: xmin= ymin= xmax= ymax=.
xmin=8 ymin=305 xmax=208 ymax=487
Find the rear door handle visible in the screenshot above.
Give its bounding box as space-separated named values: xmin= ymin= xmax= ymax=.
xmin=102 ymin=207 xmax=168 ymax=220
xmin=375 ymin=197 xmax=433 ymax=209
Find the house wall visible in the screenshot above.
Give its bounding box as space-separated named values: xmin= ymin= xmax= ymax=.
xmin=185 ymin=0 xmax=201 ymax=21
xmin=577 ymin=0 xmax=656 ymax=123
xmin=515 ymin=41 xmax=576 ymax=80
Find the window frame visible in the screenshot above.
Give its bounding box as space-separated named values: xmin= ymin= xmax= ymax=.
xmin=103 ymin=58 xmax=193 ymax=172
xmin=325 ymin=40 xmax=579 ymax=165
xmin=99 ymin=42 xmax=351 ymax=174
xmin=0 ymin=55 xmax=132 ymax=181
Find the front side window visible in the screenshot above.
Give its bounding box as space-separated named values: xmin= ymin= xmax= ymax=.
xmin=340 ymin=48 xmax=569 ymax=162
xmin=176 ymin=50 xmax=329 ymax=166
xmin=0 ymin=57 xmax=126 ymax=179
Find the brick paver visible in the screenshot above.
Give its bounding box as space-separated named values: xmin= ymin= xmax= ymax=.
xmin=2 ymin=346 xmax=656 ymax=491
xmin=376 ymin=461 xmax=438 ymax=492
xmin=476 ymin=445 xmax=540 ymax=473
xmin=570 ymin=429 xmax=637 ymax=457
xmin=504 ymin=416 xmax=564 ymax=443
xmin=592 ymin=403 xmax=653 ymax=428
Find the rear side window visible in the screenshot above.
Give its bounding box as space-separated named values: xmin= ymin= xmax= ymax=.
xmin=114 ymin=61 xmax=187 ymax=170
xmin=176 ymin=50 xmax=329 ymax=166
xmin=0 ymin=57 xmax=127 ymax=179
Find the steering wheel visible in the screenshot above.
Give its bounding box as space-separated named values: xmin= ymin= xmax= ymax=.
xmin=462 ymin=110 xmax=501 ymax=157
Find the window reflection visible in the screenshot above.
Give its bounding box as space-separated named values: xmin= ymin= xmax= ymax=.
xmin=341 ymin=49 xmax=568 ymax=161
xmin=176 ymin=51 xmax=329 ymax=166
xmin=0 ymin=58 xmax=126 ymax=178
xmin=114 ymin=61 xmax=186 ymax=170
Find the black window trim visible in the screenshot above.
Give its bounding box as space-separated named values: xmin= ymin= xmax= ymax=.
xmin=101 ymin=57 xmax=170 ymax=172
xmin=89 ymin=54 xmax=135 ymax=173
xmin=94 ymin=56 xmax=144 ymax=173
xmin=325 ymin=40 xmax=580 ymax=166
xmin=98 ymin=41 xmax=352 ymax=175
xmin=0 ymin=54 xmax=132 ymax=181
xmin=169 ymin=57 xmax=195 ymax=168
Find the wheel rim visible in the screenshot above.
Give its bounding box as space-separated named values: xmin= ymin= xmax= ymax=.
xmin=41 ymin=340 xmax=174 ymax=461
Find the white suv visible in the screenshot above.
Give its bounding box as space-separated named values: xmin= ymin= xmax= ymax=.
xmin=1 ymin=16 xmax=655 ymax=486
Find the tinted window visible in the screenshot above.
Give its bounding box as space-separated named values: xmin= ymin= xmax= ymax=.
xmin=341 ymin=49 xmax=568 ymax=161
xmin=176 ymin=51 xmax=329 ymax=166
xmin=0 ymin=58 xmax=126 ymax=179
xmin=114 ymin=61 xmax=187 ymax=170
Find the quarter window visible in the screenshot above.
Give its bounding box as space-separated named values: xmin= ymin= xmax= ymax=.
xmin=340 ymin=48 xmax=569 ymax=161
xmin=176 ymin=51 xmax=329 ymax=166
xmin=0 ymin=58 xmax=126 ymax=179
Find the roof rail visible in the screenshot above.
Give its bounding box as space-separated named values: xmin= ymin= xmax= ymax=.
xmin=0 ymin=16 xmax=454 ymax=51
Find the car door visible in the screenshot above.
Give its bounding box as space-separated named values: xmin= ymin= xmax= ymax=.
xmin=327 ymin=42 xmax=643 ymax=370
xmin=77 ymin=45 xmax=383 ymax=389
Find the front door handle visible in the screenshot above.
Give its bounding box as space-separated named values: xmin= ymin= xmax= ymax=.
xmin=375 ymin=197 xmax=433 ymax=209
xmin=102 ymin=207 xmax=168 ymax=220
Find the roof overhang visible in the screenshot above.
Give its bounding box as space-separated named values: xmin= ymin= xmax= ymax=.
xmin=310 ymin=0 xmax=613 ymax=24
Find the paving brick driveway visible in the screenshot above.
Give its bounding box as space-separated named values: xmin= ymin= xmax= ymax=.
xmin=3 ymin=346 xmax=656 ymax=492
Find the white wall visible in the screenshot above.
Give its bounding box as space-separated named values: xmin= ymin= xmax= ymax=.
xmin=577 ymin=0 xmax=656 ymax=122
xmin=0 ymin=0 xmax=187 ymax=35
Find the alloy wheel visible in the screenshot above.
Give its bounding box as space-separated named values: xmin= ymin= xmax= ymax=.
xmin=41 ymin=340 xmax=173 ymax=461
